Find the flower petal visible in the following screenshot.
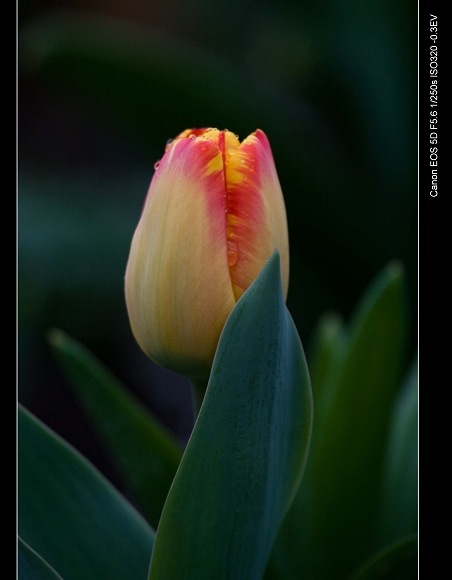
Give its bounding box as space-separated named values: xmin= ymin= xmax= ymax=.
xmin=225 ymin=129 xmax=289 ymax=300
xmin=125 ymin=137 xmax=236 ymax=378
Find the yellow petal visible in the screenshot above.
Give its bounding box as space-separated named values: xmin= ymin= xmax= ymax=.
xmin=125 ymin=136 xmax=236 ymax=379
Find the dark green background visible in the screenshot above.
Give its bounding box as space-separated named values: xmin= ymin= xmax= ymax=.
xmin=18 ymin=0 xmax=417 ymax=494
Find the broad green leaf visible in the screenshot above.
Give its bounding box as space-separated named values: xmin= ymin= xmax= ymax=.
xmin=377 ymin=359 xmax=418 ymax=546
xmin=18 ymin=537 xmax=63 ymax=580
xmin=149 ymin=252 xmax=312 ymax=580
xmin=48 ymin=329 xmax=182 ymax=528
xmin=267 ymin=262 xmax=407 ymax=580
xmin=348 ymin=535 xmax=417 ymax=580
xmin=18 ymin=406 xmax=155 ymax=580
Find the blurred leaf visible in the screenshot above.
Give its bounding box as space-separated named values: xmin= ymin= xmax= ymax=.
xmin=18 ymin=405 xmax=155 ymax=580
xmin=148 ymin=252 xmax=312 ymax=579
xmin=48 ymin=328 xmax=182 ymax=528
xmin=267 ymin=262 xmax=407 ymax=580
xmin=307 ymin=310 xmax=345 ymax=415
xmin=18 ymin=173 xmax=146 ymax=345
xmin=302 ymin=261 xmax=407 ymax=577
xmin=18 ymin=172 xmax=150 ymax=408
xmin=18 ymin=537 xmax=63 ymax=580
xmin=348 ymin=535 xmax=417 ymax=580
xmin=377 ymin=358 xmax=418 ymax=546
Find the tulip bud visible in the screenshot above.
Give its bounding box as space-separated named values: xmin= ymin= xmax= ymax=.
xmin=125 ymin=128 xmax=289 ymax=379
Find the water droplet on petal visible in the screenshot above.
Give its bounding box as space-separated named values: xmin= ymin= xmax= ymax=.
xmin=240 ymin=158 xmax=246 ymax=164
xmin=189 ymin=134 xmax=197 ymax=140
xmin=227 ymin=240 xmax=239 ymax=266
xmin=228 ymin=146 xmax=237 ymax=155
xmin=235 ymin=134 xmax=239 ymax=139
xmin=154 ymin=160 xmax=161 ymax=170
xmin=166 ymin=138 xmax=174 ymax=145
xmin=223 ymin=128 xmax=229 ymax=132
xmin=165 ymin=143 xmax=172 ymax=152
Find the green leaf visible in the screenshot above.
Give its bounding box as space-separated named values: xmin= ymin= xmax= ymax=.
xmin=48 ymin=329 xmax=182 ymax=528
xmin=148 ymin=252 xmax=312 ymax=580
xmin=18 ymin=405 xmax=155 ymax=580
xmin=267 ymin=262 xmax=407 ymax=580
xmin=18 ymin=537 xmax=63 ymax=580
xmin=307 ymin=310 xmax=345 ymax=417
xmin=348 ymin=535 xmax=418 ymax=580
xmin=377 ymin=358 xmax=418 ymax=546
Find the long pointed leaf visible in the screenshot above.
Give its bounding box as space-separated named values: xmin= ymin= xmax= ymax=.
xmin=18 ymin=537 xmax=63 ymax=580
xmin=268 ymin=262 xmax=407 ymax=580
xmin=48 ymin=329 xmax=182 ymax=528
xmin=348 ymin=535 xmax=417 ymax=580
xmin=149 ymin=252 xmax=312 ymax=580
xmin=18 ymin=406 xmax=155 ymax=580
xmin=377 ymin=359 xmax=418 ymax=546
xmin=307 ymin=311 xmax=345 ymax=416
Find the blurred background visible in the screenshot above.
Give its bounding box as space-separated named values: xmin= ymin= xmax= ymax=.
xmin=18 ymin=0 xmax=417 ymax=493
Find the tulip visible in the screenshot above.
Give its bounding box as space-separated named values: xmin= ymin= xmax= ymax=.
xmin=125 ymin=128 xmax=289 ymax=380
